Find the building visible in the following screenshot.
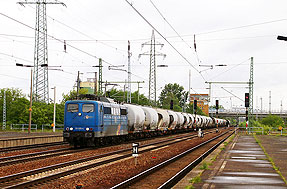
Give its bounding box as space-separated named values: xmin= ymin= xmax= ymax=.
xmin=79 ymin=78 xmax=97 ymax=94
xmin=190 ymin=94 xmax=209 ymax=115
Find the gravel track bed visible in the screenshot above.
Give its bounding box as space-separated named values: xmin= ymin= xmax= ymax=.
xmin=0 ymin=131 xmax=198 ymax=177
xmin=0 ymin=144 xmax=70 ymax=158
xmin=40 ymin=129 xmax=231 ymax=188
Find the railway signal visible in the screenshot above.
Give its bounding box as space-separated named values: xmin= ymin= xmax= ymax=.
xmin=245 ymin=93 xmax=249 ymax=107
xmin=170 ymin=100 xmax=174 ymax=110
xmin=194 ymin=100 xmax=197 ymax=110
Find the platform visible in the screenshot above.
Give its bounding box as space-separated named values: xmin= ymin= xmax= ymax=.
xmin=0 ymin=132 xmax=63 ymax=148
xmin=174 ymin=134 xmax=287 ymax=189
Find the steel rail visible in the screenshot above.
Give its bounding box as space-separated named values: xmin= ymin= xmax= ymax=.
xmin=158 ymin=129 xmax=236 ymax=188
xmin=0 ymin=141 xmax=68 ymax=153
xmin=1 ymin=129 xmax=219 ymax=188
xmin=111 ymin=129 xmax=234 ymax=189
xmin=0 ymin=147 xmax=86 ymax=167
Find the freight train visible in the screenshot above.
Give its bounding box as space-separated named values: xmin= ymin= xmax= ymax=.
xmin=63 ymin=98 xmax=229 ymax=147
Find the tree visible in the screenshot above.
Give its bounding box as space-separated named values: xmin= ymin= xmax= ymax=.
xmin=159 ymin=83 xmax=187 ymax=107
xmin=158 ymin=83 xmax=189 ymax=111
xmin=260 ymin=114 xmax=284 ymax=128
xmin=61 ymin=88 xmax=88 ymax=104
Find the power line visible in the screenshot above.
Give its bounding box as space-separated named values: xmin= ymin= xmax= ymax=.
xmin=209 ymin=58 xmax=251 ymax=80
xmin=0 ymin=12 xmax=147 ymax=83
xmin=124 ymin=0 xmax=206 ymax=82
xmin=196 ymin=18 xmax=287 ymax=35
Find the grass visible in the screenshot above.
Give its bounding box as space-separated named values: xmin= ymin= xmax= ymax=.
xmin=200 ymin=162 xmax=209 ymax=170
xmin=253 ymin=134 xmax=287 ymax=185
xmin=185 ymin=185 xmax=195 ymax=189
xmin=189 ymin=175 xmax=202 ymax=184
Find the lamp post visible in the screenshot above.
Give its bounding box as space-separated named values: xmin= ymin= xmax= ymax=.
xmin=16 ymin=63 xmax=33 ymax=134
xmin=16 ymin=63 xmax=61 ymax=133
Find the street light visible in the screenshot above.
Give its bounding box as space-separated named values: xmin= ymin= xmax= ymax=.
xmin=16 ymin=63 xmax=33 ymax=134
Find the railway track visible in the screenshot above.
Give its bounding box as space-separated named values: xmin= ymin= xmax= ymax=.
xmin=0 ymin=128 xmax=222 ymax=188
xmin=111 ymin=128 xmax=235 ymax=189
xmin=0 ymin=147 xmax=88 ymax=167
xmin=0 ymin=141 xmax=69 ymax=154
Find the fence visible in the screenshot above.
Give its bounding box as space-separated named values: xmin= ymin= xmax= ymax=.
xmin=9 ymin=124 xmax=64 ymax=132
xmin=41 ymin=124 xmax=64 ymax=132
xmin=10 ymin=124 xmax=38 ymax=131
xmin=238 ymin=126 xmax=287 ymax=136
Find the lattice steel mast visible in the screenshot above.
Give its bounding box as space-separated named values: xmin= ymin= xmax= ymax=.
xmin=139 ymin=30 xmax=165 ymax=105
xmin=248 ymin=57 xmax=254 ymax=124
xmin=17 ymin=0 xmax=66 ymax=103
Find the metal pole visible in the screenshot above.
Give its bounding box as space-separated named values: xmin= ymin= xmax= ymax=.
xmin=137 ymin=82 xmax=140 ymax=103
xmin=53 ymin=86 xmax=56 ymax=132
xmin=127 ymin=41 xmax=132 ymax=103
xmin=260 ymin=97 xmax=263 ymax=113
xmin=28 ymin=69 xmax=33 ymax=134
xmin=269 ymin=91 xmax=271 ymax=114
xmin=3 ymin=89 xmax=6 ymax=130
xmin=76 ymin=71 xmax=80 ymax=99
xmin=94 ymin=72 xmax=97 ymax=95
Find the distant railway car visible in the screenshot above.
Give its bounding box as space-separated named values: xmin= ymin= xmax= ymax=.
xmin=167 ymin=110 xmax=178 ymax=130
xmin=155 ymin=108 xmax=170 ymax=130
xmin=182 ymin=113 xmax=190 ymax=129
xmin=124 ymin=104 xmax=145 ymax=132
xmin=175 ymin=112 xmax=184 ymax=129
xmin=141 ymin=106 xmax=158 ymax=130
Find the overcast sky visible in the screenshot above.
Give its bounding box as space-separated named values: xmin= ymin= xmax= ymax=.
xmin=1 ymin=0 xmax=287 ymax=112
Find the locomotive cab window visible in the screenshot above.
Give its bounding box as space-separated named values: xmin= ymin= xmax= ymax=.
xmin=82 ymin=104 xmax=94 ymax=113
xmin=120 ymin=109 xmax=127 ymax=115
xmin=104 ymin=107 xmax=111 ymax=114
xmin=67 ymin=104 xmax=79 ymax=112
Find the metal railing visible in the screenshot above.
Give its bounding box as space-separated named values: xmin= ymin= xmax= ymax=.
xmin=8 ymin=124 xmax=64 ymax=132
xmin=237 ymin=126 xmax=287 ymax=135
xmin=10 ymin=124 xmax=38 ymax=131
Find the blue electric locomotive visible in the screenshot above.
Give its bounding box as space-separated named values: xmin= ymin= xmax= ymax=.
xmin=63 ymin=100 xmax=128 ymax=146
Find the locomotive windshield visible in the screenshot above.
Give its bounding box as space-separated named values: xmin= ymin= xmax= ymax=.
xmin=83 ymin=104 xmax=94 ymax=113
xmin=67 ymin=104 xmax=79 ymax=112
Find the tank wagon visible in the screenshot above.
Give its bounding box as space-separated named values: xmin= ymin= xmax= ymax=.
xmin=63 ymin=100 xmax=229 ymax=147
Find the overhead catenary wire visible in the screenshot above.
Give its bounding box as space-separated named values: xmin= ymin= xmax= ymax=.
xmin=0 ymin=12 xmax=148 ymax=83
xmin=124 ymin=0 xmax=206 ymax=82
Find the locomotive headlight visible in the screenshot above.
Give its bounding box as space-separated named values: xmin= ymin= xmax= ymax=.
xmin=70 ymin=127 xmax=74 ymax=131
xmin=66 ymin=127 xmax=69 ymax=131
xmin=86 ymin=128 xmax=89 ymax=131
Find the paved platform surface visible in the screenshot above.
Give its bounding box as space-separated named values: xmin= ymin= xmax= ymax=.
xmin=0 ymin=131 xmax=62 ymax=139
xmin=174 ymin=133 xmax=287 ymax=189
